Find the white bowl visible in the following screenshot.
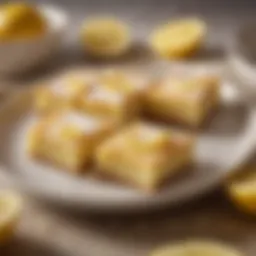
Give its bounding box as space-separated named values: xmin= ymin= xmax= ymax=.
xmin=228 ymin=23 xmax=256 ymax=99
xmin=0 ymin=5 xmax=68 ymax=75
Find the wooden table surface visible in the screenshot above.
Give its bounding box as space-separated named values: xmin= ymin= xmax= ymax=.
xmin=0 ymin=169 xmax=256 ymax=256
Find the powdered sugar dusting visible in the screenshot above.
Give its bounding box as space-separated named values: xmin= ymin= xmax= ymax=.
xmin=88 ymin=88 xmax=123 ymax=104
xmin=129 ymin=75 xmax=148 ymax=90
xmin=47 ymin=112 xmax=101 ymax=138
xmin=50 ymin=77 xmax=69 ymax=96
xmin=64 ymin=112 xmax=100 ymax=133
xmin=136 ymin=124 xmax=165 ymax=143
xmin=50 ymin=72 xmax=96 ymax=96
xmin=161 ymin=77 xmax=209 ymax=100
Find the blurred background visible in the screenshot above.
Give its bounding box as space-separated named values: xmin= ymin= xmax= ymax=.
xmin=0 ymin=1 xmax=256 ymax=256
xmin=16 ymin=0 xmax=255 ymax=72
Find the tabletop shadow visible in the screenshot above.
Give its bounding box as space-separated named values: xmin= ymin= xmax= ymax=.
xmin=42 ymin=188 xmax=256 ymax=253
xmin=1 ymin=237 xmax=69 ymax=256
xmin=189 ymin=44 xmax=226 ymax=61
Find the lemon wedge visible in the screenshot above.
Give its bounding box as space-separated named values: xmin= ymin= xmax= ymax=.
xmin=80 ymin=17 xmax=131 ymax=58
xmin=227 ymin=165 xmax=256 ymax=214
xmin=150 ymin=18 xmax=206 ymax=59
xmin=0 ymin=191 xmax=23 ymax=244
xmin=151 ymin=240 xmax=242 ymax=256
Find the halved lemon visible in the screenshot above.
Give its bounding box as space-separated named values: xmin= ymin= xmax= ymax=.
xmin=0 ymin=191 xmax=23 ymax=244
xmin=0 ymin=3 xmax=47 ymax=41
xmin=227 ymin=165 xmax=256 ymax=214
xmin=80 ymin=17 xmax=131 ymax=58
xmin=151 ymin=240 xmax=242 ymax=256
xmin=149 ymin=18 xmax=206 ymax=59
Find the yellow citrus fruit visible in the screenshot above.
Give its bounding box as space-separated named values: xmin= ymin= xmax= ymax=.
xmin=0 ymin=3 xmax=47 ymax=41
xmin=227 ymin=165 xmax=256 ymax=214
xmin=80 ymin=17 xmax=131 ymax=58
xmin=0 ymin=191 xmax=23 ymax=244
xmin=151 ymin=240 xmax=242 ymax=256
xmin=150 ymin=18 xmax=206 ymax=59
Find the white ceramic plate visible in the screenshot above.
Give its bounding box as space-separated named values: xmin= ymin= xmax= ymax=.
xmin=228 ymin=22 xmax=256 ymax=99
xmin=0 ymin=66 xmax=255 ymax=212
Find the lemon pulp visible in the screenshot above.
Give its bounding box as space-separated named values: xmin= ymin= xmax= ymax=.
xmin=150 ymin=18 xmax=206 ymax=59
xmin=80 ymin=17 xmax=130 ymax=57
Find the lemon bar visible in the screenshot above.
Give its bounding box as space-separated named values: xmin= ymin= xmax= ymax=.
xmin=144 ymin=75 xmax=220 ymax=127
xmin=78 ymin=86 xmax=140 ymax=123
xmin=96 ymin=122 xmax=194 ymax=191
xmin=34 ymin=71 xmax=96 ymax=114
xmin=99 ymin=69 xmax=148 ymax=95
xmin=27 ymin=111 xmax=116 ymax=173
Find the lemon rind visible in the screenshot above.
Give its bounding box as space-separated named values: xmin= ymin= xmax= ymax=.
xmin=0 ymin=191 xmax=23 ymax=244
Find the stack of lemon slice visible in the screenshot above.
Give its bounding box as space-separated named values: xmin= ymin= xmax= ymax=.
xmin=0 ymin=191 xmax=23 ymax=244
xmin=151 ymin=240 xmax=243 ymax=256
xmin=150 ymin=18 xmax=206 ymax=59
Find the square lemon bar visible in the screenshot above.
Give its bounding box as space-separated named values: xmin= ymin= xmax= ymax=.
xmin=78 ymin=86 xmax=140 ymax=123
xmin=96 ymin=122 xmax=194 ymax=191
xmin=99 ymin=69 xmax=148 ymax=95
xmin=144 ymin=75 xmax=220 ymax=127
xmin=34 ymin=71 xmax=96 ymax=114
xmin=27 ymin=110 xmax=117 ymax=173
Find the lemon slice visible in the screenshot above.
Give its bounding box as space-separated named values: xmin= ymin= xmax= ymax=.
xmin=150 ymin=18 xmax=206 ymax=59
xmin=151 ymin=240 xmax=242 ymax=256
xmin=227 ymin=165 xmax=256 ymax=214
xmin=0 ymin=191 xmax=23 ymax=244
xmin=80 ymin=17 xmax=131 ymax=58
